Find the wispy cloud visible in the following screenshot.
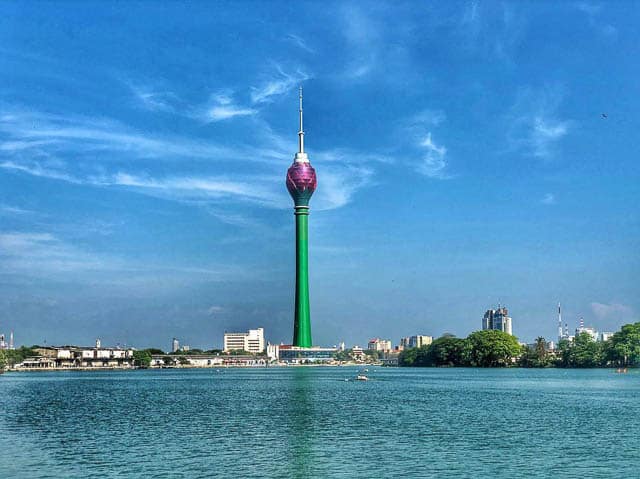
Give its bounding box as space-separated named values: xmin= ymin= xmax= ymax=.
xmin=417 ymin=133 xmax=450 ymax=179
xmin=0 ymin=109 xmax=235 ymax=161
xmin=541 ymin=193 xmax=556 ymax=205
xmin=0 ymin=231 xmax=113 ymax=274
xmin=314 ymin=164 xmax=374 ymax=211
xmin=574 ymin=3 xmax=618 ymax=38
xmin=251 ymin=65 xmax=310 ymax=104
xmin=591 ymin=302 xmax=633 ymax=320
xmin=128 ymin=83 xmax=178 ymax=113
xmin=338 ymin=4 xmax=379 ymax=80
xmin=506 ymin=87 xmax=572 ymax=160
xmin=285 ymin=34 xmax=315 ymax=53
xmin=0 ymin=204 xmax=34 ymax=216
xmin=206 ymin=92 xmax=256 ymax=121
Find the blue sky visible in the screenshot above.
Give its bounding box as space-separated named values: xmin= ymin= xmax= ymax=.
xmin=0 ymin=1 xmax=638 ymax=349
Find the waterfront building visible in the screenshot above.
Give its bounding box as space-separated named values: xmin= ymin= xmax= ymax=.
xmin=17 ymin=345 xmax=134 ymax=369
xmin=266 ymin=343 xmax=280 ymax=361
xmin=286 ymin=88 xmax=317 ymax=348
xmin=408 ymin=335 xmax=433 ymax=348
xmin=172 ymin=338 xmax=180 ymax=353
xmin=368 ymin=338 xmax=392 ymax=352
xmin=351 ymin=346 xmax=365 ymax=361
xmin=278 ymin=345 xmax=337 ymax=364
xmin=482 ymin=306 xmax=513 ymax=335
xmin=223 ymin=328 xmax=265 ymax=354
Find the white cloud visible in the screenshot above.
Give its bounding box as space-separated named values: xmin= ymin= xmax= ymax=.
xmin=417 ymin=133 xmax=450 ymax=179
xmin=250 ymin=65 xmax=310 ymax=104
xmin=285 ymin=34 xmax=314 ymax=53
xmin=541 ymin=193 xmax=556 ymax=205
xmin=209 ymin=105 xmax=256 ymax=121
xmin=0 ymin=204 xmax=34 ymax=215
xmin=591 ymin=302 xmax=633 ymax=320
xmin=203 ymin=91 xmax=256 ymax=122
xmin=130 ymin=84 xmax=177 ymax=112
xmin=314 ymin=163 xmax=373 ymax=211
xmin=507 ymin=87 xmax=571 ymax=160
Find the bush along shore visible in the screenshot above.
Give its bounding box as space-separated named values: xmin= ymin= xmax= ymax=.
xmin=398 ymin=322 xmax=640 ymax=368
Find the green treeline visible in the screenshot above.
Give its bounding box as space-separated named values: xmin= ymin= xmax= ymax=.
xmin=399 ymin=322 xmax=640 ymax=368
xmin=0 ymin=346 xmax=38 ymax=370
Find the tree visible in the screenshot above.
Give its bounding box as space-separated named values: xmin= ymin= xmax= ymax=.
xmin=398 ymin=347 xmax=418 ymax=366
xmin=133 ymin=350 xmax=152 ymax=368
xmin=427 ymin=335 xmax=468 ymax=366
xmin=520 ymin=337 xmax=551 ymax=368
xmin=146 ymin=348 xmax=165 ymax=355
xmin=0 ymin=350 xmax=6 ymax=371
xmin=162 ymin=355 xmax=175 ymax=366
xmin=465 ymin=330 xmax=522 ymax=367
xmin=558 ymin=333 xmax=603 ymax=368
xmin=606 ymin=322 xmax=640 ymax=367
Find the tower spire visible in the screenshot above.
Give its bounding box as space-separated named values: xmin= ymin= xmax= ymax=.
xmin=298 ymin=86 xmax=304 ymax=154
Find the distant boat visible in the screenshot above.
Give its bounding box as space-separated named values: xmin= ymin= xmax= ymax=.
xmin=356 ymin=375 xmax=368 ymax=381
xmin=616 ymin=368 xmax=628 ymax=374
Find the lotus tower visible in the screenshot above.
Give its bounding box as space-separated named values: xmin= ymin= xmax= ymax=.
xmin=286 ymin=87 xmax=317 ymax=348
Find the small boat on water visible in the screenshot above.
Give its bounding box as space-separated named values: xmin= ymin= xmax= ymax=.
xmin=616 ymin=368 xmax=628 ymax=374
xmin=356 ymin=375 xmax=368 ymax=381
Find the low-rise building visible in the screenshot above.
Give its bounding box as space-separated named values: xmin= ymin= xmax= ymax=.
xmin=16 ymin=345 xmax=135 ymax=370
xmin=277 ymin=345 xmax=337 ymax=364
xmin=351 ymin=346 xmax=365 ymax=361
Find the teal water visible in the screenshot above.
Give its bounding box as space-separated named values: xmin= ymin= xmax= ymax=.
xmin=0 ymin=367 xmax=638 ymax=478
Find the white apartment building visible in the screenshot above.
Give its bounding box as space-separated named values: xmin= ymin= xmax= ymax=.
xmin=223 ymin=328 xmax=265 ymax=354
xmin=368 ymin=338 xmax=392 ymax=352
xmin=408 ymin=335 xmax=433 ymax=348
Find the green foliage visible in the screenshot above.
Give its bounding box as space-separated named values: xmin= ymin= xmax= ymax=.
xmin=228 ymin=349 xmax=252 ymax=356
xmin=465 ymin=330 xmax=522 ymax=367
xmin=558 ymin=332 xmax=604 ymax=368
xmin=606 ymin=322 xmax=640 ymax=367
xmin=146 ymin=348 xmax=165 ymax=355
xmin=519 ymin=337 xmax=552 ymax=368
xmin=400 ymin=331 xmax=519 ymax=368
xmin=0 ymin=350 xmax=6 ymax=371
xmin=426 ymin=336 xmax=468 ymax=366
xmin=333 ymin=349 xmax=352 ymax=361
xmin=133 ymin=349 xmax=152 ymax=368
xmin=162 ymin=355 xmax=175 ymax=366
xmin=3 ymin=346 xmax=38 ymax=367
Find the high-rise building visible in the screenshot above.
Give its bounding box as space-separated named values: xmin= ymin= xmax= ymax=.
xmin=9 ymin=331 xmax=13 ymax=350
xmin=286 ymin=87 xmax=317 ymax=348
xmin=408 ymin=335 xmax=433 ymax=348
xmin=368 ymin=338 xmax=392 ymax=352
xmin=482 ymin=306 xmax=513 ymax=335
xmin=223 ymin=328 xmax=265 ymax=354
xmin=172 ymin=338 xmax=180 ymax=353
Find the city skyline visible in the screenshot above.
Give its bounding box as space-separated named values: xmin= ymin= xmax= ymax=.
xmin=0 ymin=2 xmax=638 ymax=347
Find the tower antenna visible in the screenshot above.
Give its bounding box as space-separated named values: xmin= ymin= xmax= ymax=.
xmin=298 ymin=86 xmax=304 ymax=154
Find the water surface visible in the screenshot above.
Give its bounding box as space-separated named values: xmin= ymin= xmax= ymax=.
xmin=0 ymin=367 xmax=637 ymax=478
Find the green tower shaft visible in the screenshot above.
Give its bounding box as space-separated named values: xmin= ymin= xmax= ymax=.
xmin=293 ymin=206 xmax=312 ymax=347
xmin=286 ymin=87 xmax=316 ymax=348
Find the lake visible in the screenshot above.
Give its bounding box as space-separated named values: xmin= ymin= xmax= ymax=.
xmin=0 ymin=367 xmax=638 ymax=478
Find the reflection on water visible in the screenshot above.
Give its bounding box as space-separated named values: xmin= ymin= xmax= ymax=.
xmin=287 ymin=368 xmax=314 ymax=478
xmin=0 ymin=368 xmax=639 ymax=478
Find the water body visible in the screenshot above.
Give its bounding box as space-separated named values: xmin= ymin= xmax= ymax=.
xmin=0 ymin=367 xmax=637 ymax=478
